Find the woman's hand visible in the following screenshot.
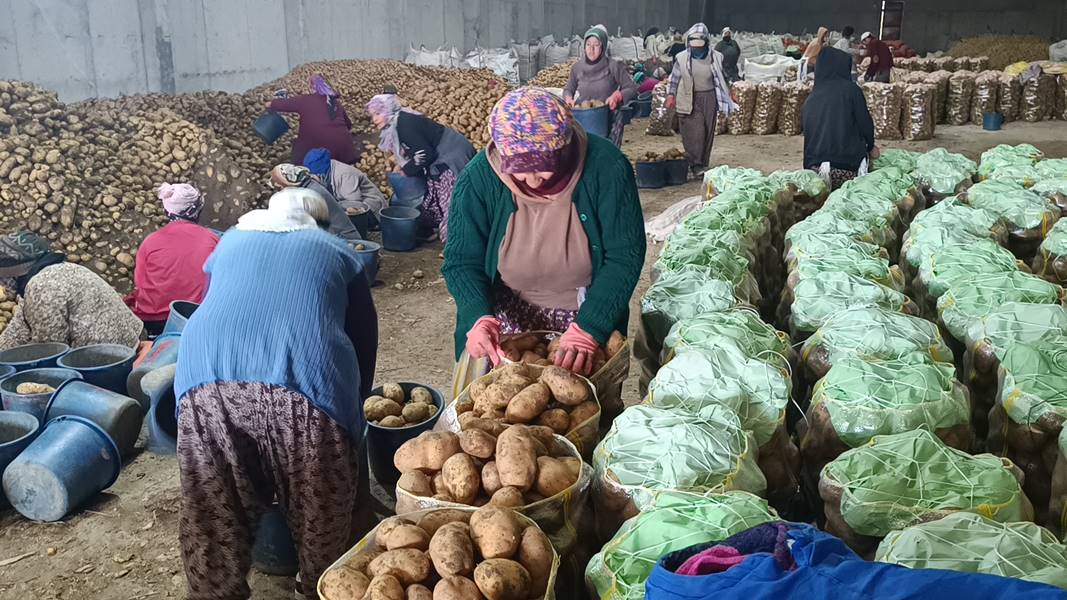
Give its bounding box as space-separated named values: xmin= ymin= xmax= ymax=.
xmin=553 ymin=323 xmax=599 ymax=376
xmin=665 ymin=95 xmax=676 ymax=110
xmin=607 ymin=90 xmax=624 ymax=110
xmin=466 ymin=316 xmax=503 ymax=366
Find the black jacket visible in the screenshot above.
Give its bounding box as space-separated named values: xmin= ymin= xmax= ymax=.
xmin=801 ymin=48 xmax=875 ymax=171
xmin=397 ymin=111 xmax=445 ymax=178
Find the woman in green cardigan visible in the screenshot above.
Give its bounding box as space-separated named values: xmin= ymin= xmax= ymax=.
xmin=443 ymin=88 xmax=645 ymax=375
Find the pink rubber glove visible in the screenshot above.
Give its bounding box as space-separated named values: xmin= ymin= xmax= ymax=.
xmin=665 ymin=95 xmax=676 ymax=110
xmin=553 ymin=323 xmax=599 ymax=376
xmin=466 ymin=316 xmax=503 ymax=366
xmin=607 ymin=90 xmax=625 ymax=110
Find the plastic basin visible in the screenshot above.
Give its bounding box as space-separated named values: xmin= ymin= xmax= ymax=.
xmin=349 ymin=240 xmax=381 ymax=286
xmin=45 ymin=379 xmax=143 ymax=458
xmin=162 ymin=300 xmax=199 ymax=335
xmin=380 ymin=206 xmax=421 ymax=252
xmin=387 ymin=173 xmax=427 ymax=209
xmin=253 ymin=111 xmax=290 ymax=145
xmin=0 ymin=364 xmax=14 ymax=383
xmin=3 ymin=414 xmax=121 ymax=522
xmin=634 ymin=161 xmax=668 ymax=189
xmin=143 ymin=364 xmax=178 ymax=455
xmin=983 ymin=111 xmax=1004 ymax=131
xmin=366 ymin=383 xmax=444 ymax=489
xmin=57 ymin=344 xmax=136 ymax=395
xmin=252 ymin=504 xmax=299 ymax=576
xmin=0 ymin=368 xmax=83 ymax=424
xmin=572 ymin=105 xmax=611 ymax=138
xmin=0 ymin=342 xmax=70 ymax=372
xmin=0 ymin=411 xmax=41 ymax=505
xmin=663 ymin=159 xmax=689 ymax=186
xmin=126 ymin=333 xmax=181 ymax=411
xmin=620 ymin=103 xmax=635 ymax=125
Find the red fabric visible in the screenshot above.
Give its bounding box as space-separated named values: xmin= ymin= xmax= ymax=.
xmin=639 ymin=78 xmax=660 ymax=94
xmin=127 ymin=221 xmax=218 ymax=321
xmin=269 ymin=94 xmax=358 ymax=165
xmin=865 ymin=39 xmax=894 ymax=78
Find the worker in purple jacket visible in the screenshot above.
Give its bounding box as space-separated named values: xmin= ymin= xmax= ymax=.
xmin=268 ymin=74 xmax=359 ymax=165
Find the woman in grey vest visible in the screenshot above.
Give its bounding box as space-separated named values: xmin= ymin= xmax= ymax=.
xmin=666 ymin=23 xmax=737 ymax=177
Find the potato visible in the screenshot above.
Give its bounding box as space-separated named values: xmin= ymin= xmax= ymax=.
xmin=535 ymin=409 xmax=570 ymax=434
xmin=473 ymin=559 xmax=531 ymax=600
xmin=538 ymin=367 xmax=590 ymax=406
xmin=459 ymin=429 xmax=497 ymax=460
xmin=364 ymin=395 xmax=390 ymax=418
xmin=456 ymin=398 xmax=476 ymax=415
xmin=320 ymin=566 xmax=370 ymax=600
xmin=406 ymin=584 xmax=433 ymax=600
xmin=368 ymin=549 xmax=432 ymax=586
xmin=469 ymin=507 xmax=522 ymax=559
xmin=568 ymin=400 xmax=599 ymax=431
xmin=378 ymin=517 xmax=416 ymax=545
xmin=403 ymin=402 xmax=432 ymax=424
xmin=458 ymin=412 xmax=479 ymax=429
xmin=366 ymin=398 xmax=404 ymax=422
xmin=495 ymin=426 xmax=539 ymax=491
xmin=504 ymin=382 xmax=551 ymax=424
xmin=434 ymin=576 xmax=484 ymax=600
xmin=558 ymin=457 xmax=582 ymax=478
xmin=488 ymin=486 xmax=525 ymax=508
xmin=365 ymin=574 xmax=405 ymax=600
xmin=382 ymin=383 xmax=406 ymax=403
xmin=442 ymin=453 xmax=481 ymax=505
xmin=410 ymin=386 xmax=434 ymax=405
xmin=345 ymin=550 xmax=381 ymax=575
xmin=495 ymin=373 xmax=534 ymax=389
xmin=535 ymin=456 xmax=577 ymax=498
xmin=520 ymin=350 xmax=542 ymax=364
xmin=380 ymin=415 xmax=407 ymax=428
xmin=428 ymin=522 xmax=475 ymax=577
xmin=381 ymin=524 xmax=432 ymax=551
xmin=517 ymin=526 xmax=553 ymax=598
xmin=484 ymin=383 xmax=523 ymax=409
xmin=606 ymin=330 xmax=626 ymax=357
xmin=395 ymin=432 xmax=462 ymax=472
xmin=416 ymin=509 xmax=471 ymax=537
xmin=502 ymin=335 xmax=540 ymax=355
xmin=495 ymin=362 xmax=528 ymax=379
xmin=468 ymin=380 xmax=490 ymax=404
xmin=398 ymin=471 xmax=434 ymax=497
xmin=524 ymin=426 xmax=556 ymax=450
xmin=482 ymin=461 xmax=502 ymax=495
xmin=462 ymin=417 xmax=508 ymax=438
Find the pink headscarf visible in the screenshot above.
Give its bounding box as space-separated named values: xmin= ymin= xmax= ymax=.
xmin=158 ymin=183 xmax=203 ymax=221
xmin=366 ymin=94 xmax=423 ymax=166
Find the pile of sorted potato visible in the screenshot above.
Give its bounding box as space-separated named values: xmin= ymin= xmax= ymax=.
xmin=356 ymin=141 xmax=395 ymax=196
xmin=320 ymin=506 xmax=554 ymax=600
xmin=459 ymin=364 xmax=597 ymax=435
xmin=529 ymin=61 xmax=576 ymax=88
xmin=0 ymin=285 xmax=13 ymax=333
xmin=15 ymin=382 xmax=54 ymax=394
xmin=634 ymin=150 xmax=687 ymax=163
xmin=497 ymin=330 xmax=625 ymax=374
xmin=948 ymin=35 xmax=1050 ymax=70
xmin=365 ymin=383 xmax=440 ymax=428
xmin=396 ymin=424 xmax=580 ymax=508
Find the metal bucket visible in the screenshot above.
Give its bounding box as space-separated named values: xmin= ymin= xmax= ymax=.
xmin=57 ymin=344 xmax=136 ymax=395
xmin=46 ymin=379 xmax=143 ymax=458
xmin=0 ymin=368 xmax=83 ymax=424
xmin=0 ymin=342 xmax=70 ymax=372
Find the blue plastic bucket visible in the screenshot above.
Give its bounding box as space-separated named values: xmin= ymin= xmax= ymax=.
xmin=46 ymin=379 xmax=143 ymax=458
xmin=983 ymin=111 xmax=1004 ymax=131
xmin=634 ymin=161 xmax=668 ymax=189
xmin=349 ymin=240 xmax=381 ymax=286
xmin=0 ymin=342 xmax=70 ymax=372
xmin=142 ymin=364 xmax=178 ymax=455
xmin=162 ymin=300 xmax=199 ymax=335
xmin=252 ymin=504 xmax=299 ymax=576
xmin=2 ymin=414 xmax=121 ymax=522
xmin=0 ymin=364 xmax=14 ymax=383
xmin=0 ymin=368 xmax=83 ymax=424
xmin=253 ymin=112 xmax=290 ymax=145
xmin=664 ymin=159 xmax=689 ymax=186
xmin=0 ymin=411 xmax=40 ymax=505
xmin=387 ymin=173 xmax=427 ymax=209
xmin=348 ymin=210 xmax=372 ymax=239
xmin=57 ymin=344 xmax=136 ymax=395
xmin=620 ymin=103 xmax=635 ymax=125
xmin=572 ymin=105 xmax=611 ymax=138
xmin=126 ymin=333 xmax=181 ymax=411
xmin=379 ymin=207 xmax=421 ymax=252
xmin=366 ymin=383 xmax=444 ymax=489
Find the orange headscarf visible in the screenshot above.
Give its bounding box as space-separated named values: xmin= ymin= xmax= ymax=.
xmin=802 ymin=27 xmax=831 ymax=65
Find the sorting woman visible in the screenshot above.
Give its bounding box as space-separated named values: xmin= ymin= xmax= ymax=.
xmin=564 ymin=25 xmax=638 ymax=147
xmin=443 ymin=88 xmax=645 ymax=375
xmin=666 ymin=23 xmax=737 ymax=177
xmin=124 ymin=183 xmax=219 ymax=336
xmin=268 ymin=74 xmax=359 ymax=165
xmin=174 ymin=187 xmax=377 ymax=600
xmin=0 ymin=231 xmax=143 ymax=350
xmin=366 ymin=94 xmax=476 ymax=243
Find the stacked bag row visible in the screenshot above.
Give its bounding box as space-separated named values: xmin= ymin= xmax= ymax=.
xmin=895 ymin=65 xmax=1067 ymax=124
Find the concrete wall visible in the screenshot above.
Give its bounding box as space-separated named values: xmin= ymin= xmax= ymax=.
xmin=0 ymin=0 xmax=701 ymax=101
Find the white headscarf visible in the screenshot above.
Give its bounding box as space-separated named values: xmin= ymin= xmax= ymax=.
xmin=236 ymin=188 xmax=329 ymax=233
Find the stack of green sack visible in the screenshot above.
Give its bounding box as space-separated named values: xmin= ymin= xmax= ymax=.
xmin=1032 ymin=219 xmax=1067 ymax=285
xmin=913 ymin=148 xmax=977 ymax=203
xmin=910 ymin=239 xmax=1022 ymax=318
xmin=769 ymin=169 xmax=829 ymax=221
xmin=961 ymin=179 xmax=1059 ymax=261
xmin=977 ymin=143 xmax=1043 ymax=181
xmin=899 ymin=197 xmax=1008 ymax=283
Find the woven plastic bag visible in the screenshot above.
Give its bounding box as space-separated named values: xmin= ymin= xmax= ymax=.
xmin=937 ymin=271 xmax=1064 ymax=344
xmin=998 ymin=74 xmax=1023 ymax=121
xmin=971 ymin=71 xmax=1001 ymax=125
xmin=901 ymin=83 xmax=936 ymax=141
xmin=653 ymin=244 xmax=761 ymax=306
xmin=872 ymin=148 xmax=920 ymax=173
xmin=902 ymin=197 xmax=1007 ymax=273
xmin=727 ymin=81 xmax=758 ymax=135
xmin=750 ymin=82 xmax=783 ymax=135
xmin=876 ymin=512 xmax=1067 ymax=589
xmin=777 ymin=81 xmax=811 ymax=136
xmin=963 ymin=180 xmax=1059 ymax=260
xmin=785 ymin=212 xmax=896 ymax=255
xmin=947 ymin=71 xmax=977 ymax=125
xmin=1033 ymin=219 xmax=1067 ymax=284
xmin=862 ymin=82 xmax=904 ymax=139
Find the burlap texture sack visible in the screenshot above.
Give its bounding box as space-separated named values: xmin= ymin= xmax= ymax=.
xmin=751 ymin=81 xmax=783 ymax=135
xmin=727 ymin=81 xmax=758 ymax=135
xmin=947 ymin=71 xmax=977 ymax=125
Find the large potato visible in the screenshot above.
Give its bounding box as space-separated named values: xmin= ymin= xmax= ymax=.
xmin=442 ymin=453 xmax=481 ymax=505
xmin=482 ymin=461 xmax=502 ymax=495
xmin=410 ymin=386 xmax=434 ymax=405
xmin=402 ymin=402 xmax=431 ymax=424
xmin=368 ymin=549 xmax=432 ymax=586
xmin=320 ymin=566 xmax=370 ymax=600
xmin=380 ymin=415 xmax=406 ymax=428
xmin=380 ymin=524 xmax=431 ymax=551
xmin=428 ymin=522 xmax=475 ymax=577
xmin=459 ymin=429 xmax=497 ymax=459
xmin=495 ymin=427 xmax=538 ymax=491
xmin=364 ymin=574 xmax=405 ymax=600
xmin=567 ymin=400 xmax=599 ymax=431
xmin=535 ymin=456 xmax=577 ymax=498
xmin=524 ymin=426 xmax=556 ymax=450
xmin=469 ymin=507 xmax=522 ymax=559
xmin=535 ymin=409 xmax=570 ymax=435
xmin=606 ymin=330 xmax=626 ymax=357
xmin=517 ymin=526 xmax=554 ymax=598
xmin=504 ymin=382 xmax=551 ymax=424
xmin=462 ymin=417 xmax=508 ymax=438
xmin=377 ymin=517 xmax=415 ymax=545
xmin=468 ymin=380 xmax=490 ymax=404
xmin=398 ymin=471 xmax=433 ymax=496
xmin=488 ymin=486 xmax=525 ymax=508
xmin=484 ymin=382 xmax=524 ymax=409
xmin=538 ymin=367 xmax=590 ymax=405
xmin=416 ymin=509 xmax=471 ymax=537
xmin=406 ymin=584 xmax=432 ymax=600
xmin=394 ymin=432 xmax=461 ymax=472
xmin=473 ymin=559 xmax=531 ymax=600
xmin=433 ymin=576 xmax=484 ymax=600
xmin=382 ymin=383 xmax=406 ymax=403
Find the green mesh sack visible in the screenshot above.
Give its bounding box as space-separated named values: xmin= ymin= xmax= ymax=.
xmin=1032 ymin=178 xmax=1067 ymax=202
xmin=769 ymin=169 xmax=828 ymax=198
xmin=903 ymin=228 xmax=994 ymax=274
xmin=593 ymin=404 xmax=767 ymax=513
xmin=664 ymin=308 xmax=791 ymax=364
xmin=988 ymin=164 xmax=1043 ymax=188
xmin=678 ymin=190 xmax=771 ymax=240
xmin=793 ymin=249 xmax=903 ymax=292
xmin=802 ymin=306 xmax=955 ymax=367
xmin=703 ymin=165 xmax=767 ymax=196
xmin=646 ymin=347 xmax=790 ymax=446
xmin=876 ymin=512 xmax=1067 ymax=589
xmin=999 ymin=339 xmax=1067 ymax=425
xmin=978 ymin=143 xmax=1043 ymax=178
xmin=586 ymin=491 xmax=777 ymax=600
xmin=822 ymin=191 xmax=899 ymax=228
xmin=821 ymin=429 xmax=1030 ymax=537
xmin=906 ymin=197 xmax=1005 ymax=240
xmin=786 ymin=211 xmax=895 ymax=250
xmin=787 ymin=232 xmax=887 ymax=266
xmin=1040 ymin=219 xmax=1067 ymax=257
xmin=917 ymin=240 xmax=1022 ymax=300
xmin=1036 ymin=159 xmax=1067 ymax=180
xmin=937 ymin=271 xmax=1063 ymax=342
xmin=809 ymin=353 xmax=970 ymax=448
xmin=964 ymin=302 xmax=1067 ymax=352
xmin=791 ymin=271 xmax=912 ymax=335
xmin=915 ymin=149 xmax=977 ymax=194
xmin=873 ymin=148 xmax=921 ymax=173
xmin=965 ymin=180 xmax=1058 ymax=231
xmin=654 ymin=244 xmax=760 ymax=305
xmin=641 ymin=270 xmax=738 ymax=352
xmin=841 ymin=168 xmax=917 ymax=200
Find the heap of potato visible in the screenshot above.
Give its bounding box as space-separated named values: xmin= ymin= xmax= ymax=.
xmin=634 ymin=149 xmax=687 ymax=163
xmin=365 ymin=383 xmax=440 ymax=428
xmin=529 ymin=61 xmax=576 ymax=88
xmin=396 ymin=424 xmax=581 ymax=508
xmin=0 ymin=285 xmax=13 ymax=333
xmin=357 ymin=141 xmax=396 ymax=196
xmin=321 ymin=506 xmax=554 ymax=600
xmin=948 ymin=35 xmax=1050 ymax=70
xmin=460 ymin=364 xmax=597 ymax=435
xmin=496 ymin=330 xmax=625 ymax=375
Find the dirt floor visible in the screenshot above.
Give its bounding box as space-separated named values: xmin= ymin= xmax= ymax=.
xmin=3 ymin=119 xmax=1067 ymax=599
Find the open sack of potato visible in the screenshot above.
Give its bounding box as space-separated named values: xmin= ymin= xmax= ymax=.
xmin=769 ymin=169 xmax=829 ymax=223
xmin=438 ymin=363 xmax=600 ymax=459
xmin=819 ymin=428 xmax=1032 ymax=558
xmin=318 ymin=506 xmax=558 ymax=600
xmin=392 ymin=425 xmax=592 ymax=557
xmin=451 ymin=330 xmax=629 ymax=426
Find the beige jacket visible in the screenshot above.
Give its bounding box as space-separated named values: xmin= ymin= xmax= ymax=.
xmin=672 ymin=49 xmax=734 ymax=116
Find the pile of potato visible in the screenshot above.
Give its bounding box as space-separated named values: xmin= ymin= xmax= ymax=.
xmin=496 ymin=330 xmax=625 ymax=375
xmin=634 ymin=150 xmax=686 ymax=163
xmin=459 ymin=364 xmax=597 ymax=437
xmin=395 ymin=425 xmax=581 ymax=508
xmin=357 ymin=141 xmax=396 ymax=196
xmin=529 ymin=61 xmax=576 ymax=88
xmin=948 ymin=35 xmax=1050 ymax=70
xmin=0 ymin=285 xmax=13 ymax=333
xmin=320 ymin=506 xmax=554 ymax=600
xmin=365 ymin=383 xmax=440 ymax=428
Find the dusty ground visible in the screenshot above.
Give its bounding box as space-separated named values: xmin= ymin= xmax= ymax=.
xmin=3 ymin=120 xmax=1067 ymax=600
